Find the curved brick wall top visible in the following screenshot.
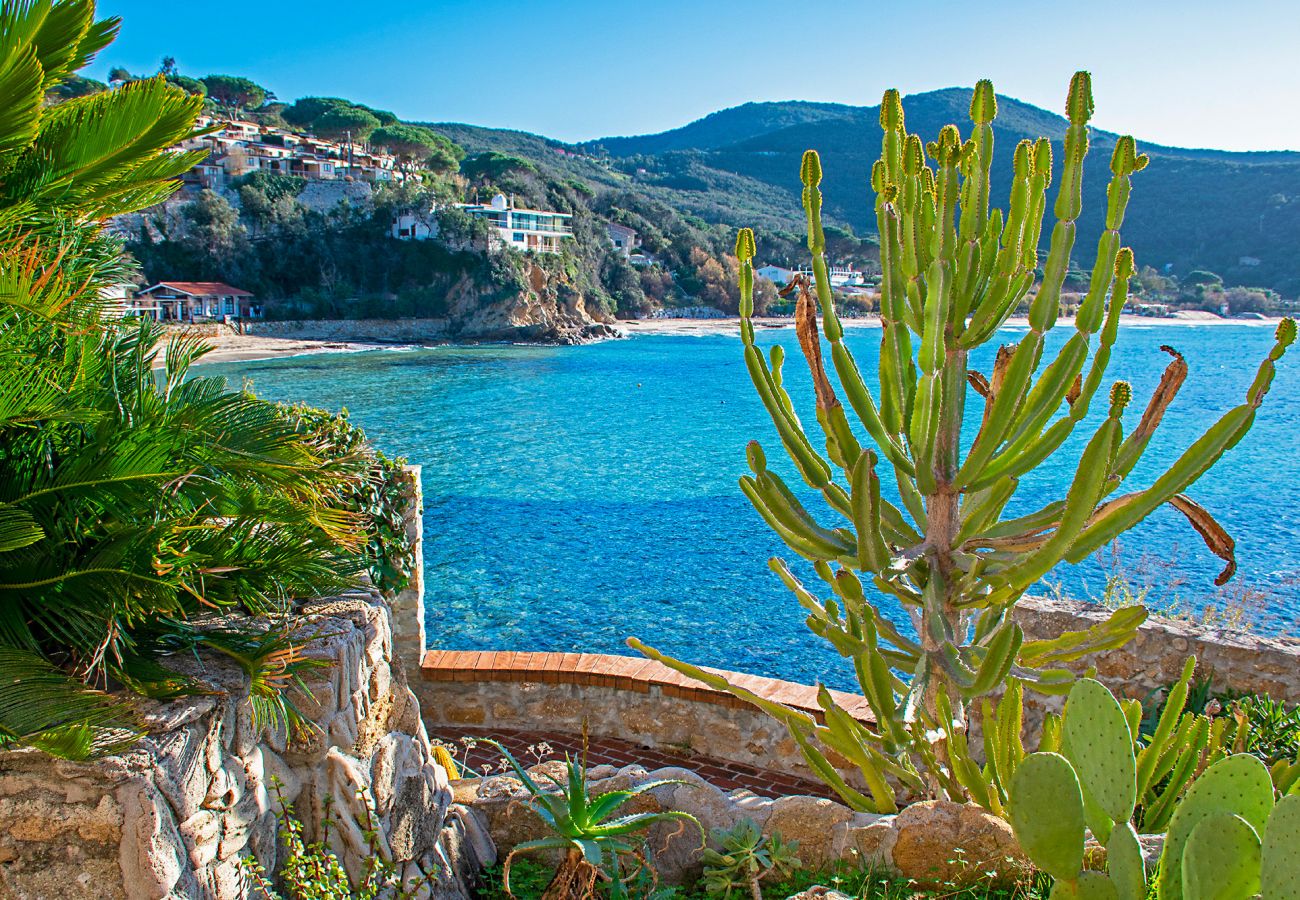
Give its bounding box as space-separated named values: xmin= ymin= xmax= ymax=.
xmin=419 ymin=650 xmax=873 ymax=722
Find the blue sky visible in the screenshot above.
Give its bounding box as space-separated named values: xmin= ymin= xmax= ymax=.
xmin=94 ymin=0 xmax=1300 ymax=151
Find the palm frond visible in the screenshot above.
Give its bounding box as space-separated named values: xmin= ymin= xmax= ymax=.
xmin=0 ymin=42 xmax=43 ymax=156
xmin=0 ymin=648 xmax=142 ymax=758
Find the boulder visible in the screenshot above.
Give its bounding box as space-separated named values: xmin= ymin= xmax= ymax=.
xmin=890 ymin=799 xmax=1029 ymax=887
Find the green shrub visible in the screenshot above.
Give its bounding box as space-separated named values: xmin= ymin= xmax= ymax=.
xmin=242 ymin=778 xmax=436 ymax=899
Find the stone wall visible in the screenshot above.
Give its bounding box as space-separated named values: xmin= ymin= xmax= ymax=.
xmin=1014 ymin=596 xmax=1300 ymax=703
xmin=419 ymin=677 xmax=824 ymax=785
xmin=245 ymin=318 xmax=451 ymax=343
xmin=389 ymin=466 xmax=427 ymax=678
xmin=0 ymin=465 xmax=494 ymax=900
xmin=414 ymin=599 xmax=1300 ymax=794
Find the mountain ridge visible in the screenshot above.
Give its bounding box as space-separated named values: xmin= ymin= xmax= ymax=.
xmin=432 ymin=87 xmax=1300 ymax=294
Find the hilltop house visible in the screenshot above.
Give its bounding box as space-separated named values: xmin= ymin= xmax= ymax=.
xmin=392 ymin=211 xmax=438 ymax=241
xmin=180 ymin=116 xmax=405 ymax=190
xmin=128 ymin=282 xmax=261 ymax=322
xmin=457 ymin=193 xmax=572 ymax=254
xmin=607 ymin=222 xmax=640 ymax=258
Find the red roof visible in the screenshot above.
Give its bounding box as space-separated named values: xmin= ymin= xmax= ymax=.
xmin=141 ymin=281 xmax=253 ymax=297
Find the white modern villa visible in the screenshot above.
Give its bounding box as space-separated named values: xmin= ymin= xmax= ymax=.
xmin=458 ymin=193 xmax=572 ymax=254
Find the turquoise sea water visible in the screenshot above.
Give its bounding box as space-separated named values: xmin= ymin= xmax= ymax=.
xmin=207 ymin=325 xmax=1300 ymax=687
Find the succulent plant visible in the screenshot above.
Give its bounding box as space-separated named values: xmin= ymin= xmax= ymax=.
xmin=631 ymin=70 xmax=1296 ymax=813
xmin=700 ymin=818 xmax=801 ymax=900
xmin=1007 ymin=678 xmax=1300 ymax=900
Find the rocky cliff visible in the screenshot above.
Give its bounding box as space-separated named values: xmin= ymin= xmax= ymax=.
xmin=441 ymin=259 xmax=622 ymax=344
xmin=0 ymin=585 xmax=493 ymax=900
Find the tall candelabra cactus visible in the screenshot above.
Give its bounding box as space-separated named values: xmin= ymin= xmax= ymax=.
xmin=630 ymin=73 xmax=1296 ymax=812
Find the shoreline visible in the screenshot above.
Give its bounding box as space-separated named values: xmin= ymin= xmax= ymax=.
xmin=187 ymin=313 xmax=1286 ymax=365
xmin=623 ymin=312 xmax=1285 ymax=337
xmin=192 ymin=335 xmax=403 ymax=365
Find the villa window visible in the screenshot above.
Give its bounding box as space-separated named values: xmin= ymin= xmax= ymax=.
xmin=514 ymin=232 xmax=525 ymax=243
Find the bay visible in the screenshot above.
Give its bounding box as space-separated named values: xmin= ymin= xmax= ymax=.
xmin=207 ymin=324 xmax=1300 ymax=687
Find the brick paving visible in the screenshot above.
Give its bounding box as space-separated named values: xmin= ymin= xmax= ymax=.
xmin=432 ymin=725 xmax=839 ymax=801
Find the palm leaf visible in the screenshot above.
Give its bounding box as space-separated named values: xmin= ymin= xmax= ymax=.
xmin=0 ymin=43 xmax=43 ymax=157
xmin=0 ymin=648 xmax=141 ymax=758
xmin=0 ymin=507 xmax=44 ymax=551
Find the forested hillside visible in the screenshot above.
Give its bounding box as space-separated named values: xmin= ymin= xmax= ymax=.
xmin=578 ymin=89 xmax=1300 ymax=296
xmin=110 ymin=59 xmax=1300 ymax=318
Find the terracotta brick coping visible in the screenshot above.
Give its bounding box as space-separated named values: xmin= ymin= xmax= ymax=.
xmin=419 ymin=650 xmax=872 ymax=722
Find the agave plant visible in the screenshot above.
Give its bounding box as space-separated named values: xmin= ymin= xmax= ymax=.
xmin=489 ymin=739 xmax=702 ymax=900
xmin=0 ymin=1 xmax=374 ymax=757
xmin=632 ymin=73 xmax=1295 ymax=812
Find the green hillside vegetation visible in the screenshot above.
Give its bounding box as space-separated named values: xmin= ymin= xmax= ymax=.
xmin=581 ymin=90 xmax=1300 ymax=299
xmin=104 ymin=60 xmax=878 ymax=320
xmin=104 ymin=59 xmax=1294 ymax=316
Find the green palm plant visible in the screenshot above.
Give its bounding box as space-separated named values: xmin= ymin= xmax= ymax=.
xmin=489 ymin=739 xmax=703 ymax=900
xmin=631 ymin=74 xmax=1295 ymax=813
xmin=0 ymin=1 xmax=376 ymax=758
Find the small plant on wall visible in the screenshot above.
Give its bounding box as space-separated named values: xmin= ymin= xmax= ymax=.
xmin=631 ymin=72 xmax=1295 ymax=812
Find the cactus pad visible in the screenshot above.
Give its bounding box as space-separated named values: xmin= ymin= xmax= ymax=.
xmin=1009 ymin=752 xmax=1086 ymax=883
xmin=1062 ymin=678 xmax=1138 ymax=826
xmin=1182 ymin=812 xmax=1262 ymax=900
xmin=1104 ymin=822 xmax=1146 ymax=900
xmin=1261 ymin=794 xmax=1300 ymax=900
xmin=1159 ymin=754 xmax=1274 ymax=900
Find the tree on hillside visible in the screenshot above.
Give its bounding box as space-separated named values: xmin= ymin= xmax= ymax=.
xmin=201 ymin=74 xmax=267 ymax=115
xmin=47 ymin=73 xmax=106 ymax=102
xmin=1185 ymin=269 xmax=1224 ymax=288
xmin=167 ymin=73 xmax=206 ymax=96
xmin=460 ymin=151 xmax=537 ymax=182
xmin=364 ymin=106 xmax=400 ymax=126
xmin=282 ymin=96 xmax=351 ymax=128
xmin=314 ymin=106 xmax=380 ymax=143
xmin=371 ymin=124 xmax=463 ymax=176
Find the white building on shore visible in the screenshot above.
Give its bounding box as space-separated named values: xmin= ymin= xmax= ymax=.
xmin=756 ymin=264 xmax=794 ymax=286
xmin=795 ymin=263 xmax=866 ymax=287
xmin=457 ymin=193 xmax=572 ymax=254
xmin=127 ymin=282 xmax=261 ymax=322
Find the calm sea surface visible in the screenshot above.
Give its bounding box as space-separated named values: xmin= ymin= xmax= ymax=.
xmin=207 ymin=325 xmax=1300 ymax=687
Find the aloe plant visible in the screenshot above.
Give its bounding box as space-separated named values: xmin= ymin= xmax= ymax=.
xmin=631 ymin=73 xmax=1296 ymax=812
xmin=488 ymin=740 xmax=702 ymax=899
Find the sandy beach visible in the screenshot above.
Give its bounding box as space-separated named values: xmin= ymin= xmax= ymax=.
xmin=189 ymin=332 xmax=400 ymax=365
xmin=622 ymin=312 xmax=1285 ymax=338
xmin=181 ymin=312 xmax=1285 ymax=365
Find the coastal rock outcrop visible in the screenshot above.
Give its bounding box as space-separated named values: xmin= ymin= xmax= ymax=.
xmin=442 ymin=260 xmax=622 ymax=344
xmin=0 ymin=586 xmax=492 ymax=900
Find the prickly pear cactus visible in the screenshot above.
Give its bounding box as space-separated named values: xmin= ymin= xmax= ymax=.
xmin=1063 ymin=678 xmax=1138 ymax=843
xmin=631 ymin=69 xmax=1297 ymax=813
xmin=1182 ymin=812 xmax=1262 ymax=900
xmin=1008 ymin=752 xmax=1086 ymax=883
xmin=1158 ymin=754 xmax=1275 ymax=900
xmin=1261 ymin=793 xmax=1300 ymax=900
xmin=1104 ymin=823 xmax=1146 ymax=900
